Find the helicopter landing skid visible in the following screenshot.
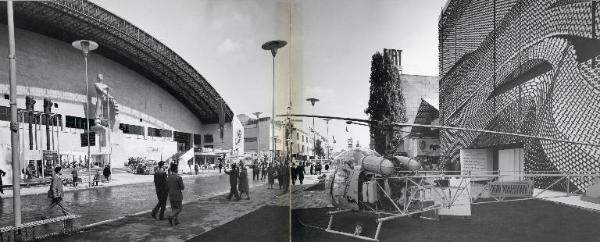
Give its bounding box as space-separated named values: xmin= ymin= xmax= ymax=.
xmin=297 ymin=209 xmax=382 ymax=241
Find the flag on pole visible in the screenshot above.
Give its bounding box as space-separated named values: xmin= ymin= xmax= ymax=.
xmin=218 ymin=99 xmax=225 ymax=140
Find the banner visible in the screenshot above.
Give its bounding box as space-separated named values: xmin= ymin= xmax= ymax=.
xmin=218 ymin=100 xmax=225 ymax=140
xmin=460 ymin=149 xmax=492 ymax=180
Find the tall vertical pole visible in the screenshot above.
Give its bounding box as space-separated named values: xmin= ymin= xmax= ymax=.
xmin=85 ymin=55 xmax=91 ymax=187
xmin=256 ymin=117 xmax=260 ymax=156
xmin=107 ymin=87 xmax=112 ymax=173
xmin=312 ymin=116 xmax=315 ymax=159
xmin=262 ymin=40 xmax=286 ymax=163
xmin=325 ymin=119 xmax=329 ymax=160
xmin=7 ymin=0 xmax=22 ymax=227
xmin=253 ymin=112 xmax=261 ymax=157
xmin=272 ymin=56 xmax=276 ymax=164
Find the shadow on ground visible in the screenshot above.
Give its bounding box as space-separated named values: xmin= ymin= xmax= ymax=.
xmin=292 ymin=199 xmax=600 ymax=242
xmin=187 ymin=205 xmax=290 ymax=242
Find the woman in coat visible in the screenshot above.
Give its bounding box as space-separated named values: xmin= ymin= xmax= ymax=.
xmin=238 ymin=164 xmax=250 ymax=200
xmin=267 ymin=163 xmax=275 ymax=189
xmin=276 ymin=163 xmax=283 ymax=190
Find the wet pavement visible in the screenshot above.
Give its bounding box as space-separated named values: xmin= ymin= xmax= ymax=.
xmin=0 ymin=172 xmax=265 ymax=228
xmin=46 ymin=181 xmax=290 ymax=242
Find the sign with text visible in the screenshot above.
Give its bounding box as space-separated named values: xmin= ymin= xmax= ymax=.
xmin=460 ymin=149 xmax=492 ymax=180
xmin=383 ymin=48 xmax=402 ymax=70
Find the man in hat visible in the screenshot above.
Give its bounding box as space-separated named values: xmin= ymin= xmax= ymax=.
xmin=225 ymin=163 xmax=241 ymax=201
xmin=167 ymin=163 xmax=184 ymax=226
xmin=152 ymin=161 xmax=168 ymax=220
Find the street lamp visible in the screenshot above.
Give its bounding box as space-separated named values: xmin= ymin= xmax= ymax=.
xmin=72 ymin=39 xmax=98 ymax=187
xmin=252 ymin=112 xmax=262 ymax=159
xmin=7 ymin=0 xmax=22 ymax=226
xmin=262 ymin=40 xmax=287 ymax=164
xmin=306 ymin=97 xmax=319 ymax=160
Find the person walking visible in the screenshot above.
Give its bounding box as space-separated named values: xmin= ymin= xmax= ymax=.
xmin=103 ymin=165 xmax=111 ymax=182
xmin=252 ymin=159 xmax=258 ymax=181
xmin=281 ymin=162 xmax=290 ymax=193
xmin=225 ymin=163 xmax=241 ymax=201
xmin=151 ymin=161 xmax=168 ymax=220
xmin=167 ymin=163 xmax=184 ymax=226
xmin=291 ymin=162 xmax=297 ymax=185
xmin=276 ymin=163 xmax=283 ymax=190
xmin=194 ymin=163 xmax=199 ymax=175
xmin=92 ymin=169 xmax=101 ymax=186
xmin=71 ymin=168 xmax=78 ymax=187
xmin=218 ymin=162 xmax=223 ymax=174
xmin=43 ymin=167 xmax=70 ymax=219
xmin=261 ymin=161 xmax=267 ymax=181
xmin=297 ymin=162 xmax=305 ymax=185
xmin=310 ymin=163 xmax=314 ymax=175
xmin=238 ymin=164 xmax=250 ymax=200
xmin=0 ymin=169 xmax=5 ymax=196
xmin=267 ymin=163 xmax=275 ymax=189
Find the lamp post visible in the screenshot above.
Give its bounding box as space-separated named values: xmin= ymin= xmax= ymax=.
xmin=7 ymin=0 xmax=22 ymax=226
xmin=72 ymin=39 xmax=98 ymax=187
xmin=306 ymin=98 xmax=319 ymax=160
xmin=252 ymin=112 xmax=262 ymax=159
xmin=262 ymin=40 xmax=287 ymax=164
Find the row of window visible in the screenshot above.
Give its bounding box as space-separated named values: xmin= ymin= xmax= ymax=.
xmin=0 ymin=105 xmax=216 ymax=143
xmin=119 ymin=123 xmax=144 ymax=135
xmin=148 ymin=127 xmax=173 ymax=138
xmin=65 ymin=116 xmax=94 ymax=129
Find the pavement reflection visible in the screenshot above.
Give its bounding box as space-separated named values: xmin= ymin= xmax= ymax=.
xmin=0 ymin=173 xmax=252 ymax=227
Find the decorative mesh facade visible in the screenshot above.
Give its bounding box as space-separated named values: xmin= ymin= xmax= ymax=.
xmin=439 ymin=0 xmax=600 ymax=190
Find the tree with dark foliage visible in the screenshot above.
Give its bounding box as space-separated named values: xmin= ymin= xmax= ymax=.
xmin=365 ymin=52 xmax=407 ymax=155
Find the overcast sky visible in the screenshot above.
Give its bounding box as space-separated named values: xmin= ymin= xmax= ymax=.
xmin=91 ymin=0 xmax=446 ymax=151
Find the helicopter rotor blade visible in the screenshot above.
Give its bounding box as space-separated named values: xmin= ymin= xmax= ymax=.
xmin=277 ymin=114 xmax=600 ymax=147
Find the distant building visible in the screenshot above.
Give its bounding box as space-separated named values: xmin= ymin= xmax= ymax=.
xmin=398 ymin=74 xmax=439 ymax=155
xmin=239 ymin=113 xmax=329 ymax=160
xmin=0 ymin=1 xmax=240 ymax=183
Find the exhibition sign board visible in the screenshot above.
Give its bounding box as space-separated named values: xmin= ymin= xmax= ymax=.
xmin=460 ymin=148 xmax=492 ymax=181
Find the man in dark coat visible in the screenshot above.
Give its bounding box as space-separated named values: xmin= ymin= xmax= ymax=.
xmin=218 ymin=162 xmax=223 ymax=174
xmin=225 ymin=163 xmax=241 ymax=201
xmin=252 ymin=159 xmax=259 ymax=181
xmin=277 ymin=162 xmax=284 ymax=190
xmin=297 ymin=163 xmax=305 ymax=185
xmin=71 ymin=168 xmax=78 ymax=187
xmin=102 ymin=165 xmax=111 ymax=182
xmin=261 ymin=161 xmax=267 ymax=181
xmin=291 ymin=162 xmax=297 ymax=186
xmin=167 ymin=163 xmax=184 ymax=226
xmin=281 ymin=162 xmax=290 ymax=193
xmin=0 ymin=169 xmax=6 ymax=195
xmin=152 ymin=161 xmax=168 ymax=220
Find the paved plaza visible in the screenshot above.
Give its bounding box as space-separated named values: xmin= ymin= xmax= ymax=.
xmin=47 ymin=182 xmax=290 ymax=242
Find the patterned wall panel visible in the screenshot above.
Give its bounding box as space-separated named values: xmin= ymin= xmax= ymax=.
xmin=439 ymin=0 xmax=600 ymax=190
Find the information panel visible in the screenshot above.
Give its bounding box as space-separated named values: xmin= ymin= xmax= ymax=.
xmin=460 ymin=149 xmax=492 ymax=180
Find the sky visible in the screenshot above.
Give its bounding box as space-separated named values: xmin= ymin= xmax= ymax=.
xmin=91 ymin=0 xmax=447 ymax=151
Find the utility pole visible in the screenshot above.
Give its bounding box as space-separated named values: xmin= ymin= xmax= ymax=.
xmin=7 ymin=0 xmax=22 ymax=227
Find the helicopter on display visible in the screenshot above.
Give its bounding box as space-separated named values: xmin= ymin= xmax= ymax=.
xmin=280 ymin=114 xmax=600 ymax=242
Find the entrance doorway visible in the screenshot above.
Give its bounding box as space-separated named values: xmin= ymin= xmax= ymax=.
xmin=497 ymin=148 xmax=524 ymax=181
